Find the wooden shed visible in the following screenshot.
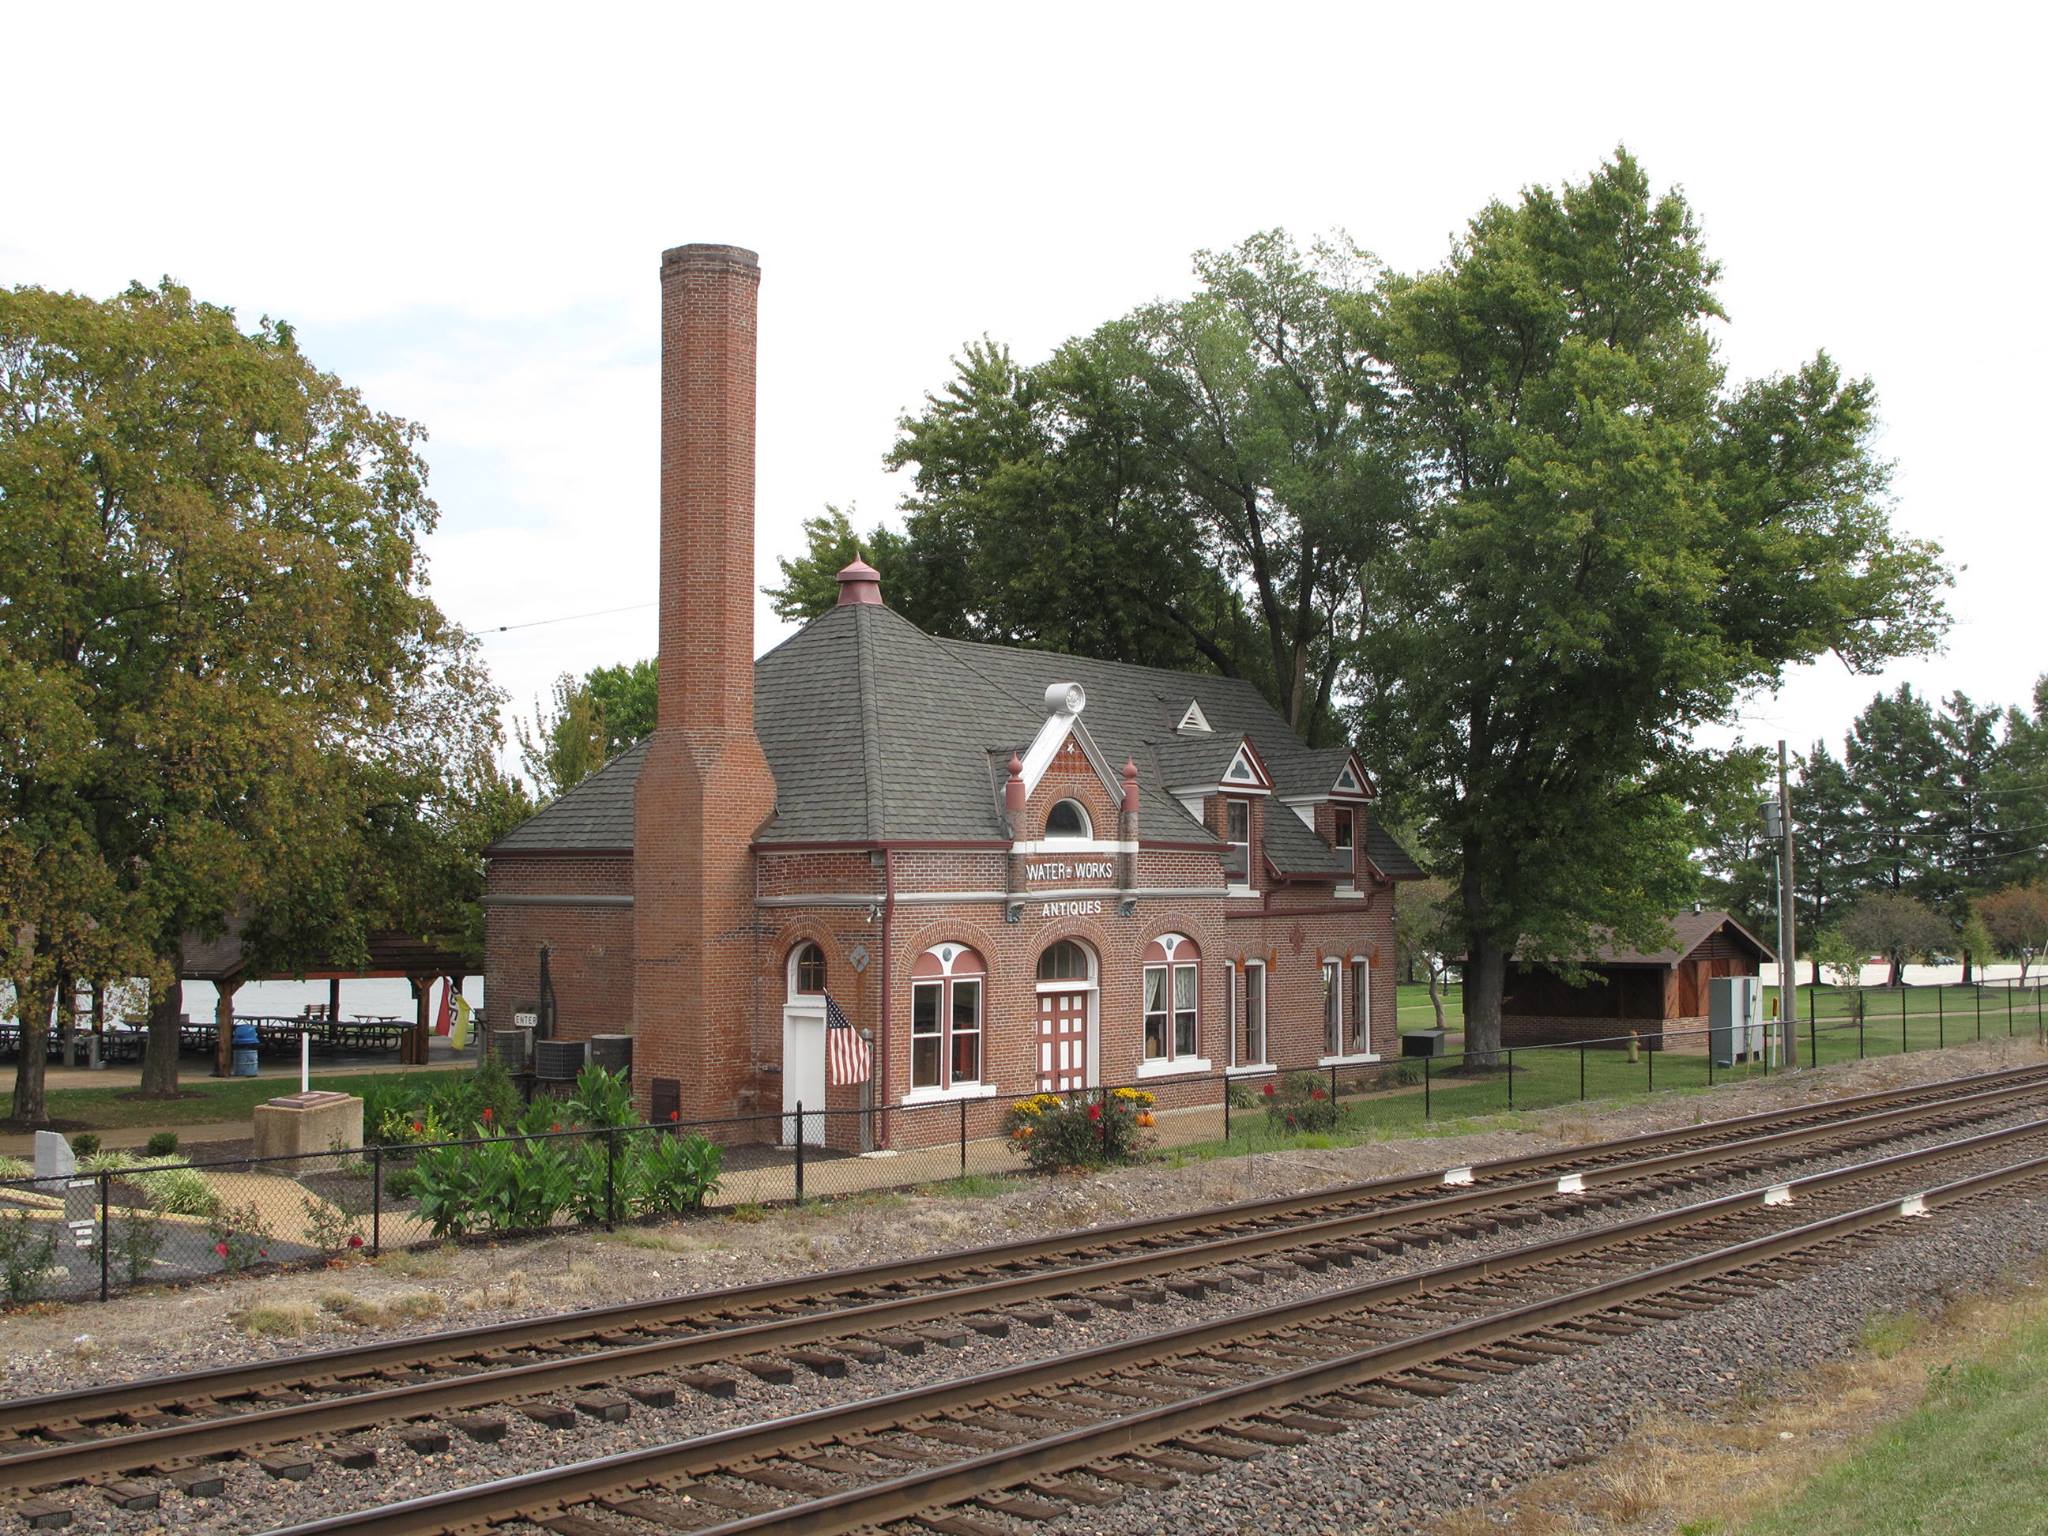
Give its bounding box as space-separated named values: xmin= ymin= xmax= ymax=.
xmin=1496 ymin=909 xmax=1774 ymax=1051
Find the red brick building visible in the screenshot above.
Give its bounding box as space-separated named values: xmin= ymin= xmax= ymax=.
xmin=482 ymin=243 xmax=1422 ymax=1144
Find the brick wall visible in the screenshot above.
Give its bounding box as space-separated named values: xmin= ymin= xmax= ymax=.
xmin=482 ymin=854 xmax=634 ymax=1043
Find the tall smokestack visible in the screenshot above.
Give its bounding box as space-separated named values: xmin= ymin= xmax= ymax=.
xmin=633 ymin=242 xmax=777 ymax=1118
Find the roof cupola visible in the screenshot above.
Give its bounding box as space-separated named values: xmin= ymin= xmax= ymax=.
xmin=835 ymin=557 xmax=883 ymax=606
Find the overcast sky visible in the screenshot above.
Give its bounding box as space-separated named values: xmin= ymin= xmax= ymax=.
xmin=9 ymin=2 xmax=2043 ymax=772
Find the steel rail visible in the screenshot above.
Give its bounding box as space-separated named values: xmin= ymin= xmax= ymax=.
xmin=6 ymin=1090 xmax=2046 ymax=1492
xmin=263 ymin=1140 xmax=2048 ymax=1536
xmin=5 ymin=1059 xmax=2039 ymax=1441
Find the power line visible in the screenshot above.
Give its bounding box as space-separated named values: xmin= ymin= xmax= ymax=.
xmin=472 ymin=600 xmax=655 ymax=637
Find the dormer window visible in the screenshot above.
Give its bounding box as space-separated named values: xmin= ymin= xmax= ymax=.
xmin=1046 ymin=799 xmax=1091 ymax=839
xmin=1225 ymin=797 xmax=1251 ymax=873
xmin=1332 ymin=807 xmax=1353 ymax=851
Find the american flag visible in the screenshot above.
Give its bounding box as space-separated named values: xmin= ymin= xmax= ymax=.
xmin=825 ymin=992 xmax=871 ymax=1086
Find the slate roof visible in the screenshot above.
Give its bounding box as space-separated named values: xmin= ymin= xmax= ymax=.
xmin=491 ymin=600 xmax=1423 ymax=882
xmin=1261 ymin=804 xmax=1352 ymax=878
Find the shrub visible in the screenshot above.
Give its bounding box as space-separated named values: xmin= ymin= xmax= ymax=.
xmin=410 ymin=1130 xmax=576 ymax=1238
xmin=207 ymin=1202 xmax=275 ymax=1272
xmin=1001 ymin=1088 xmax=1154 ymax=1173
xmin=301 ymin=1194 xmax=368 ymax=1255
xmin=69 ymin=1132 xmax=101 ymax=1158
xmin=128 ymin=1158 xmax=220 ymax=1217
xmin=144 ymin=1131 xmax=180 ymax=1157
xmin=0 ymin=1212 xmax=58 ymax=1304
xmin=1263 ymin=1071 xmax=1341 ymax=1134
xmin=1225 ymin=1080 xmax=1261 ymax=1110
xmin=92 ymin=1210 xmax=167 ymax=1285
xmin=632 ymin=1131 xmax=723 ymax=1215
xmin=0 ymin=1155 xmax=32 ymax=1181
xmin=565 ymin=1064 xmax=635 ymax=1130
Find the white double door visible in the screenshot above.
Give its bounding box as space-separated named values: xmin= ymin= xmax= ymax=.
xmin=1037 ymin=988 xmax=1094 ymax=1092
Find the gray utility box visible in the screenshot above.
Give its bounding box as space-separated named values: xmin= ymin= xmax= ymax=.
xmin=1402 ymin=1029 xmax=1448 ymax=1058
xmin=1709 ymin=976 xmax=1765 ymax=1066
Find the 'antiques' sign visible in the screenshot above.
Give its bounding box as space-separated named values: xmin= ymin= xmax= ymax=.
xmin=1041 ymin=899 xmax=1104 ymax=917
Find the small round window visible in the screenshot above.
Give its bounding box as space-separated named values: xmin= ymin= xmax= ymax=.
xmin=1045 ymin=799 xmax=1091 ymax=839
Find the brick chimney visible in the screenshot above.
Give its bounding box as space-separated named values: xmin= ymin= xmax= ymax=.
xmin=633 ymin=242 xmax=778 ymax=1120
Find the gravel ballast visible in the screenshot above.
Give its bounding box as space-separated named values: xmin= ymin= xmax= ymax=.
xmin=4 ymin=1039 xmax=2046 ymax=1535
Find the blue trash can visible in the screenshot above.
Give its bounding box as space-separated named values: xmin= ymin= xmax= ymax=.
xmin=231 ymin=1021 xmax=260 ymax=1077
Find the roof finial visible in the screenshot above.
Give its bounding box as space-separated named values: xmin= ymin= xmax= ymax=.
xmin=1004 ymin=752 xmax=1026 ymax=813
xmin=1121 ymin=756 xmax=1139 ymax=813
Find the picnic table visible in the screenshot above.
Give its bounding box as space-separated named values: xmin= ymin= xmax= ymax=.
xmin=172 ymin=1015 xmax=416 ymax=1058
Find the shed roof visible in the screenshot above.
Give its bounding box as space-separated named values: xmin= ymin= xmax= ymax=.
xmin=1566 ymin=910 xmax=1776 ymax=969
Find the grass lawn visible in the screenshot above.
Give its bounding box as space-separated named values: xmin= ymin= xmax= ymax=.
xmin=1735 ymin=1307 xmax=2048 ymax=1535
xmin=33 ymin=1069 xmax=458 ymax=1131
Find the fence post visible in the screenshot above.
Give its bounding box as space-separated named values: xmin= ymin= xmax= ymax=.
xmin=1808 ymin=1010 xmax=1816 ymax=1069
xmin=1579 ymin=1045 xmax=1586 ymax=1103
xmin=99 ymin=1171 xmax=110 ymax=1303
xmin=1098 ymin=1084 xmax=1109 ymax=1156
xmin=1506 ymin=1049 xmax=1514 ymax=1111
xmin=1708 ymin=1042 xmax=1715 ymax=1087
xmin=603 ymin=1130 xmax=617 ymax=1232
xmin=2009 ymin=985 xmax=2015 ymax=1037
xmin=1223 ymin=1078 xmax=1232 ymax=1143
xmin=371 ymin=1144 xmax=383 ymax=1255
xmin=1976 ymin=985 xmax=1982 ymax=1041
xmin=1329 ymin=1062 xmax=1339 ymax=1105
xmin=2037 ymin=980 xmax=2043 ymax=1045
xmin=1647 ymin=1039 xmax=1654 ymax=1093
xmin=1424 ymin=1055 xmax=1431 ymax=1120
xmin=794 ymin=1102 xmax=805 ymax=1203
xmin=1937 ymin=986 xmax=1944 ymax=1050
xmin=958 ymin=1097 xmax=967 ymax=1176
xmin=1901 ymin=986 xmax=1908 ymax=1055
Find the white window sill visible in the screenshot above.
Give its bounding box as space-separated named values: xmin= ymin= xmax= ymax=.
xmin=1333 ymin=885 xmax=1362 ymax=899
xmin=1225 ymin=1063 xmax=1276 ymax=1079
xmin=1135 ymin=1056 xmax=1213 ymax=1080
xmin=900 ymin=1082 xmax=998 ymax=1106
xmin=1317 ymin=1052 xmax=1381 ymax=1068
xmin=1225 ymin=884 xmax=1256 ymax=898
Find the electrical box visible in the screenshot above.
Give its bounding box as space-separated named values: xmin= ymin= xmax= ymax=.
xmin=1709 ymin=976 xmax=1765 ymax=1066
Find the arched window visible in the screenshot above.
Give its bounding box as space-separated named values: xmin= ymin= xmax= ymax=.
xmin=1036 ymin=940 xmax=1093 ymax=983
xmin=1045 ymin=799 xmax=1091 ymax=839
xmin=789 ymin=941 xmax=827 ymax=996
xmin=909 ymin=944 xmax=986 ymax=1090
xmin=1142 ymin=933 xmax=1201 ymax=1062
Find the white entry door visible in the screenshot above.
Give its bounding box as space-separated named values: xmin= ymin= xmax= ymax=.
xmin=781 ymin=1005 xmax=826 ymax=1146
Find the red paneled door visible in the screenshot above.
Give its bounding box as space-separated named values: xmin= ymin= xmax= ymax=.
xmin=1038 ymin=991 xmax=1088 ymax=1092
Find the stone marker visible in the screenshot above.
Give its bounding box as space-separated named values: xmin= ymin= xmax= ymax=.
xmin=32 ymin=1131 xmax=76 ymax=1190
xmin=252 ymin=1091 xmax=364 ymax=1162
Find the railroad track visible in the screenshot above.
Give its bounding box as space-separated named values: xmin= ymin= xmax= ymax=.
xmin=4 ymin=1062 xmax=2048 ymax=1501
xmin=266 ymin=1119 xmax=2048 ymax=1536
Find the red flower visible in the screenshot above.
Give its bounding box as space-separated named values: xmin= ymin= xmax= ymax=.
xmin=214 ymin=1241 xmax=229 ymax=1258
xmin=1087 ymin=1104 xmax=1103 ymax=1122
xmin=1261 ymin=1083 xmax=1275 ymax=1097
xmin=549 ymin=1123 xmax=562 ymax=1134
xmin=347 ymin=1234 xmax=364 ymax=1249
xmin=668 ymin=1110 xmax=680 ymax=1122
xmin=1310 ymin=1088 xmax=1327 ymax=1101
xmin=410 ymin=1120 xmax=424 ymax=1134
xmin=481 ymin=1106 xmax=493 ymax=1122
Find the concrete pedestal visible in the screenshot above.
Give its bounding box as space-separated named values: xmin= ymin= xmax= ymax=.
xmin=253 ymin=1091 xmax=364 ymax=1162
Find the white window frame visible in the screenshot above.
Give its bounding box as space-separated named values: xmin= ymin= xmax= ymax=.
xmin=907 ymin=948 xmax=988 ymax=1098
xmin=1322 ymin=958 xmax=1343 ymax=1057
xmin=1138 ymin=937 xmax=1210 ymax=1079
xmin=1318 ymin=954 xmax=1380 ymax=1068
xmin=1045 ymin=798 xmax=1092 ymax=839
xmin=1220 ymin=958 xmax=1269 ymax=1073
xmin=1332 ymin=806 xmax=1354 ymax=851
xmin=1348 ymin=955 xmax=1369 ymax=1056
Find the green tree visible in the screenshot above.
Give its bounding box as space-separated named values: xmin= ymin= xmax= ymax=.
xmin=1959 ymin=907 xmax=1998 ymax=984
xmin=1 ymin=280 xmax=505 ymax=1119
xmin=1392 ymin=876 xmax=1460 ymax=1030
xmin=1979 ymin=883 xmax=2048 ymax=981
xmin=1988 ymin=678 xmax=2048 ymax=888
xmin=584 ymin=659 xmax=656 ymax=753
xmin=1840 ymin=891 xmax=1949 ymax=986
xmin=514 ymin=657 xmax=658 ymax=800
xmin=1845 ymin=685 xmax=1945 ymax=897
xmin=1353 ymin=150 xmax=1950 ymax=1063
xmin=1794 ymin=741 xmax=1861 ymax=984
xmin=1811 ymin=926 xmax=1865 ymax=991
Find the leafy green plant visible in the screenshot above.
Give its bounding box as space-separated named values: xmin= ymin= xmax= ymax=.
xmin=302 ymin=1194 xmax=368 ymax=1254
xmin=206 ymin=1202 xmax=275 ymax=1272
xmin=0 ymin=1212 xmax=58 ymax=1303
xmin=68 ymin=1132 xmax=101 ymax=1158
xmin=566 ymin=1064 xmax=635 ymax=1129
xmin=566 ymin=1134 xmax=626 ymax=1226
xmin=1262 ymin=1071 xmax=1341 ymax=1134
xmin=632 ymin=1131 xmax=723 ymax=1214
xmin=0 ymin=1155 xmax=33 ymax=1181
xmin=1001 ymin=1088 xmax=1153 ymax=1173
xmin=144 ymin=1131 xmax=180 ymax=1157
xmin=90 ymin=1209 xmax=166 ymax=1285
xmin=129 ymin=1157 xmax=220 ymax=1217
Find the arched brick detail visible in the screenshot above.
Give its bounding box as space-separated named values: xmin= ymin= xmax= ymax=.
xmin=769 ymin=916 xmax=843 ymax=1004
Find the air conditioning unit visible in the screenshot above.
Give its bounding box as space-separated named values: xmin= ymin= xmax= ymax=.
xmin=588 ymin=1034 xmax=633 ymax=1077
xmin=534 ymin=1039 xmax=588 ymax=1081
xmin=490 ymin=1028 xmax=532 ymax=1070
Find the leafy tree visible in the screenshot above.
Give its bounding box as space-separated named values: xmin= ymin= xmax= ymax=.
xmin=1845 ymin=685 xmax=1945 ymax=897
xmin=1959 ymin=908 xmax=1998 ymax=985
xmin=1840 ymin=891 xmax=1949 ymax=986
xmin=1393 ymin=876 xmax=1460 ymax=1030
xmin=1794 ymin=741 xmax=1861 ymax=984
xmin=1931 ymin=691 xmax=2003 ymax=908
xmin=585 ymin=659 xmax=656 ymax=752
xmin=1979 ymin=883 xmax=2048 ymax=981
xmin=1811 ymin=926 xmax=1865 ymax=991
xmin=515 ymin=658 xmax=658 ymax=801
xmin=1988 ymin=678 xmax=2048 ymax=888
xmin=1 ymin=280 xmax=505 ymax=1118
xmin=1695 ymin=750 xmax=1775 ymax=938
xmin=1353 ymin=150 xmax=1950 ymax=1063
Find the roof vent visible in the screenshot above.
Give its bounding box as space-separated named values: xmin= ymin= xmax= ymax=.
xmin=835 ymin=557 xmax=883 ymax=606
xmin=1177 ymin=699 xmax=1211 ymax=734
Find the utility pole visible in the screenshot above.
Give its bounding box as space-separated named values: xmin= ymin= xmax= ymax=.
xmin=1763 ymin=741 xmax=1800 ymax=1068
